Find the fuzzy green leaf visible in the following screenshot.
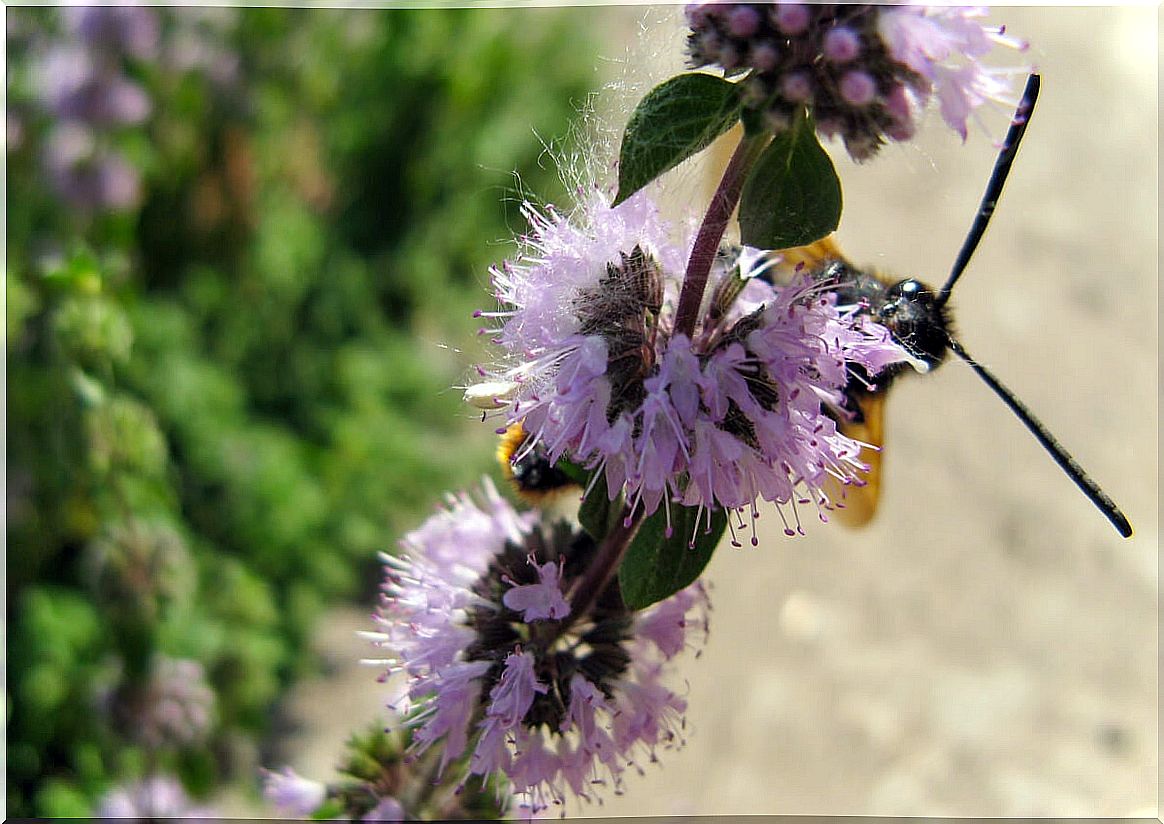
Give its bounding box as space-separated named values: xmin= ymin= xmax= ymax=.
xmin=618 ymin=505 xmax=727 ymax=610
xmin=555 ymin=457 xmax=589 ymax=487
xmin=578 ymin=472 xmax=617 ymax=542
xmin=615 ymin=73 xmax=742 ymax=206
xmin=738 ymin=113 xmax=842 ymax=249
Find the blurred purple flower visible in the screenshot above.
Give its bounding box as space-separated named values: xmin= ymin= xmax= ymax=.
xmin=37 ymin=46 xmax=151 ymax=125
xmin=103 ymin=656 xmax=215 ymax=749
xmin=362 ymin=796 xmax=405 ymax=821
xmin=475 ymin=192 xmax=905 ymax=541
xmin=26 ymin=5 xmax=167 ymax=214
xmin=43 ymin=123 xmax=141 ymax=212
xmin=96 ymin=775 xmax=216 ymax=821
xmin=8 ymin=111 xmax=25 ymax=152
xmin=261 ymin=767 xmax=327 ymax=818
xmin=369 ymin=479 xmax=710 ymax=813
xmin=62 ymin=5 xmax=160 ymax=61
xmin=161 ymin=8 xmax=241 ymax=87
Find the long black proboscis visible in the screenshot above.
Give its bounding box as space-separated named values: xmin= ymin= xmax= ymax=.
xmin=947 ymin=337 xmax=1132 ymax=538
xmin=936 ymin=73 xmax=1042 ymax=306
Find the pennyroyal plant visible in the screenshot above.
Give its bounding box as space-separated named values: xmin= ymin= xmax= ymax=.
xmin=477 ymin=191 xmax=904 ymax=543
xmin=265 ymin=4 xmax=1031 ymax=818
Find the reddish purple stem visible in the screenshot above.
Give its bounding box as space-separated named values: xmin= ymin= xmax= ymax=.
xmin=560 ymin=503 xmax=642 ymax=632
xmin=559 ymin=133 xmax=767 ymax=625
xmin=673 ymin=132 xmax=767 ymax=339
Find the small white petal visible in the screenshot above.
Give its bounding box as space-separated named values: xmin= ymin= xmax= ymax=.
xmin=463 ymin=380 xmax=519 ymax=409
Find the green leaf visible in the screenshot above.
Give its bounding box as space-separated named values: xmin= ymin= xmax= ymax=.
xmin=739 ymin=105 xmax=768 ymax=137
xmin=615 ymin=73 xmax=742 ymax=206
xmin=618 ymin=505 xmax=728 ymax=610
xmin=555 ymin=457 xmax=589 ymax=487
xmin=33 ymin=779 xmax=92 ymax=819
xmin=577 ymin=471 xmax=616 ymax=542
xmin=313 ymin=799 xmax=345 ymax=820
xmin=738 ymin=111 xmax=842 ymax=249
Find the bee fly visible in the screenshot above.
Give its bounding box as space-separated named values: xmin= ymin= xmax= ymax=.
xmin=766 ymin=74 xmax=1132 ymax=538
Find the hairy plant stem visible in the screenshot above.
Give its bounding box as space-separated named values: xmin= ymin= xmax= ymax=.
xmin=551 ymin=134 xmax=768 ymax=631
xmin=397 ymin=729 xmax=490 ymax=818
xmin=561 ymin=502 xmax=643 ymax=632
xmin=396 ymin=741 xmax=445 ymax=811
xmin=673 ymin=131 xmax=768 ymax=339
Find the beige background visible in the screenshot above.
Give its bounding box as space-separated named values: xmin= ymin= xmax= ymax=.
xmin=250 ymin=7 xmax=1158 ymax=819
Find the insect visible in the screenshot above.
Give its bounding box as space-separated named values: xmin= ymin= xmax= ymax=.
xmin=463 ymin=380 xmax=519 ymax=411
xmin=766 ymin=73 xmax=1132 ymax=538
xmin=496 ymin=421 xmax=581 ymax=506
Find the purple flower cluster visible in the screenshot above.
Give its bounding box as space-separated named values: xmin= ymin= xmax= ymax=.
xmin=369 ymin=479 xmax=709 ymax=813
xmin=685 ymin=3 xmax=1028 ymax=158
xmin=34 ymin=5 xmax=160 ymax=211
xmin=476 ymin=191 xmax=905 ymax=540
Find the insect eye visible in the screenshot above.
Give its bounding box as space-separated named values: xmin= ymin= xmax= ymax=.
xmin=888 ymin=278 xmax=927 ymax=301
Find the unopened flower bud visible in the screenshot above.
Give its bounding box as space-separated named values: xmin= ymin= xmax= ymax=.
xmin=823 ymin=26 xmax=862 ymax=63
xmin=839 ymin=70 xmax=877 ymax=106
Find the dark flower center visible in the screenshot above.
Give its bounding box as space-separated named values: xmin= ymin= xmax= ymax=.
xmin=464 ymin=522 xmax=634 ymax=733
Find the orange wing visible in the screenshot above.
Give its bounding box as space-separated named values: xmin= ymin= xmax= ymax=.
xmin=825 ymin=391 xmax=886 ymax=527
xmin=775 ymin=235 xmax=884 ymax=526
xmin=768 ymin=235 xmax=846 ymax=282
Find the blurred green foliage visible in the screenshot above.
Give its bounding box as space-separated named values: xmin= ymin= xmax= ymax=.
xmin=7 ymin=7 xmax=598 ymax=816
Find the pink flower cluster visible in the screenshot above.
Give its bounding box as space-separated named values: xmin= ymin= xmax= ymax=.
xmin=477 ymin=191 xmax=905 ymax=540
xmin=877 ymin=6 xmax=1028 ymax=141
xmin=685 ymin=3 xmax=1029 ymax=157
xmin=369 ymin=480 xmax=709 ymax=813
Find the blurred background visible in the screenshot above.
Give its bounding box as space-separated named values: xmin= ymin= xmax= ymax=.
xmin=6 ymin=4 xmax=1157 ymax=820
xmin=6 ymin=6 xmax=604 ymax=816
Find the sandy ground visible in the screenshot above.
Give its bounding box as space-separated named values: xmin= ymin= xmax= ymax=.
xmin=235 ymin=7 xmax=1158 ymax=820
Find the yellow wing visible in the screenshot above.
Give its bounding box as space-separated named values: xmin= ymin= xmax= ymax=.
xmin=825 ymin=391 xmax=885 ymax=527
